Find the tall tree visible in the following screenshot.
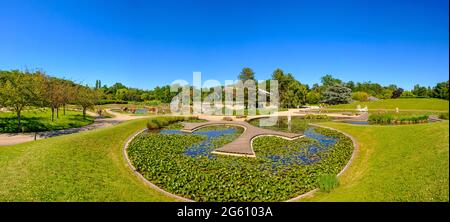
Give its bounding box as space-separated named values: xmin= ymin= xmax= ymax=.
xmin=0 ymin=70 xmax=38 ymax=130
xmin=238 ymin=67 xmax=255 ymax=81
xmin=321 ymin=84 xmax=352 ymax=105
xmin=75 ymin=86 xmax=100 ymax=119
xmin=321 ymin=74 xmax=342 ymax=87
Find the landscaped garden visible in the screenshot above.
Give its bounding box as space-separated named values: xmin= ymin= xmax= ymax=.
xmin=126 ymin=117 xmax=354 ymax=201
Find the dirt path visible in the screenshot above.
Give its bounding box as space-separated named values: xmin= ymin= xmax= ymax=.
xmin=0 ymin=109 xmax=148 ymax=146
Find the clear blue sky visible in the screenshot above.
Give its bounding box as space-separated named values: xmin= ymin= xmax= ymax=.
xmin=0 ymin=0 xmax=448 ymax=90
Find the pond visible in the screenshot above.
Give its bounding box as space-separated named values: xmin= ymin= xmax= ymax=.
xmin=160 ymin=126 xmax=242 ymax=159
xmin=127 ymin=118 xmax=354 ymax=201
xmin=158 ymin=120 xmax=338 ymax=166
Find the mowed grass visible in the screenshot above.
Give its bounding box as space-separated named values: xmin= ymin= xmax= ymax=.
xmin=0 ymin=115 xmax=447 ymax=201
xmin=301 ymin=121 xmax=449 ymax=202
xmin=0 ymin=118 xmax=173 ymax=201
xmin=327 ymin=98 xmax=449 ymax=111
xmin=0 ymin=108 xmax=94 ymax=133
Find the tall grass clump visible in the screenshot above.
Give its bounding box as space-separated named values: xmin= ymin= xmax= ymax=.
xmin=368 ymin=113 xmax=429 ymax=125
xmin=438 ymin=112 xmax=449 ymax=120
xmin=317 ymin=174 xmax=339 ymax=192
xmin=304 ymin=114 xmax=330 ymax=120
xmin=146 ymin=116 xmax=199 ymax=130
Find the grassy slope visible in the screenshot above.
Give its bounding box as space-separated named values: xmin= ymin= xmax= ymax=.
xmin=0 ymin=108 xmax=94 ymax=133
xmin=0 ymin=118 xmax=173 ymax=201
xmin=301 ymin=121 xmax=449 ymax=202
xmin=327 ymin=98 xmax=449 ymax=111
xmin=0 ymin=115 xmax=447 ymax=202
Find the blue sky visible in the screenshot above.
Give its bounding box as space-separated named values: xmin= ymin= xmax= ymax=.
xmin=0 ymin=0 xmax=448 ymax=90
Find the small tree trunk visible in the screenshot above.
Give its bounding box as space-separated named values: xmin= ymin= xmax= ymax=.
xmin=83 ymin=107 xmax=87 ymax=119
xmin=51 ymin=107 xmax=54 ymax=122
xmin=17 ymin=110 xmax=21 ymax=132
xmin=56 ymin=107 xmax=59 ymax=119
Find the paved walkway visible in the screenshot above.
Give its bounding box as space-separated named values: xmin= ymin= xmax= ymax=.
xmin=181 ymin=121 xmax=302 ymax=157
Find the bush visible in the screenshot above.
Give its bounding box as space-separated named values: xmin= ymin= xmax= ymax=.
xmin=146 ymin=116 xmax=199 ymax=130
xmin=438 ymin=112 xmax=449 ymax=120
xmin=321 ymin=85 xmax=352 ymax=105
xmin=317 ymin=174 xmax=339 ymax=192
xmin=306 ymin=91 xmax=321 ymax=104
xmin=97 ymin=99 xmax=128 ymax=105
xmin=352 ymin=91 xmax=369 ymax=102
xmin=368 ymin=113 xmax=429 ymax=124
xmin=304 ymin=114 xmax=330 ymax=120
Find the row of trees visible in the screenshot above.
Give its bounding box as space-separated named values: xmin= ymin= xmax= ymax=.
xmin=0 ymin=70 xmax=100 ymax=129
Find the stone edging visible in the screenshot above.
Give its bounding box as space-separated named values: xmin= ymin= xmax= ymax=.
xmin=285 ymin=123 xmax=359 ymax=202
xmin=123 ymin=123 xmax=358 ymax=202
xmin=122 ymin=128 xmax=194 ymax=202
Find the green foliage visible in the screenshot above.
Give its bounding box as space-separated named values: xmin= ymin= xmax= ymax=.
xmin=127 ymin=123 xmax=354 ymax=201
xmin=0 ymin=108 xmax=94 ymax=133
xmin=304 ymin=114 xmax=330 ymax=120
xmin=146 ymin=116 xmax=200 ymax=130
xmin=352 ymin=91 xmax=369 ymax=102
xmin=368 ymin=113 xmax=429 ymax=124
xmin=317 ymin=174 xmax=339 ymax=192
xmin=238 ymin=67 xmax=255 ymax=81
xmin=272 ymin=69 xmax=308 ymax=108
xmin=306 ymin=91 xmax=321 ymax=104
xmin=327 ymin=98 xmax=449 ymax=111
xmin=321 ymin=85 xmax=352 ymax=105
xmin=400 ymin=90 xmax=415 ymax=98
xmin=438 ymin=112 xmax=448 ymax=120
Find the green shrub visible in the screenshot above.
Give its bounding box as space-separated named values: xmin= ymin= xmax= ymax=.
xmin=352 ymin=91 xmax=369 ymax=102
xmin=317 ymin=174 xmax=339 ymax=192
xmin=146 ymin=116 xmax=199 ymax=130
xmin=439 ymin=112 xmax=449 ymax=120
xmin=304 ymin=114 xmax=330 ymax=120
xmin=368 ymin=113 xmax=429 ymax=125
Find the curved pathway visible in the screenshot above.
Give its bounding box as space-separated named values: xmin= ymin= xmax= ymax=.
xmin=181 ymin=121 xmax=302 ymax=157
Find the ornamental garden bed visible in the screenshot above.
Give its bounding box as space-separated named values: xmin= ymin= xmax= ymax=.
xmin=126 ymin=117 xmax=354 ymax=201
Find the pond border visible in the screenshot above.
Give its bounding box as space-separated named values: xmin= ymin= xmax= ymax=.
xmin=123 ymin=122 xmax=358 ymax=202
xmin=285 ymin=123 xmax=359 ymax=202
xmin=122 ymin=127 xmax=194 ymax=202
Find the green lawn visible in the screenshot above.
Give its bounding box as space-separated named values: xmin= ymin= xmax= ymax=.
xmin=0 ymin=118 xmax=172 ymax=201
xmin=0 ymin=108 xmax=94 ymax=133
xmin=0 ymin=116 xmax=447 ymax=201
xmin=301 ymin=121 xmax=449 ymax=202
xmin=327 ymin=98 xmax=449 ymax=111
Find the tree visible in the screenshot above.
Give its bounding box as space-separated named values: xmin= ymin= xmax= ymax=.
xmin=391 ymin=88 xmax=404 ymax=98
xmin=431 ymin=81 xmax=449 ymax=100
xmin=238 ymin=67 xmax=255 ymax=81
xmin=321 ymin=74 xmax=342 ymax=87
xmin=0 ymin=70 xmax=38 ymax=130
xmin=412 ymin=84 xmax=429 ymax=97
xmin=41 ymin=77 xmax=65 ymax=121
xmin=321 ymin=84 xmax=352 ymax=105
xmin=75 ymin=86 xmax=100 ymax=119
xmin=306 ymin=91 xmax=321 ymax=104
xmin=352 ymin=91 xmax=369 ymax=102
xmin=272 ymin=69 xmax=305 ymax=108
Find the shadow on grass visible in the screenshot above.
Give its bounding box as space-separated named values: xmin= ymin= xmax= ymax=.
xmin=0 ymin=114 xmax=93 ymax=133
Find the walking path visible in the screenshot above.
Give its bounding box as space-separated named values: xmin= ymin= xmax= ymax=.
xmin=181 ymin=121 xmax=302 ymax=157
xmin=0 ymin=109 xmax=147 ymax=146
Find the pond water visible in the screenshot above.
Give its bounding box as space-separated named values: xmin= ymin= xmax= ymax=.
xmin=160 ymin=127 xmax=240 ymax=159
xmin=342 ymin=121 xmax=369 ymax=125
xmin=159 ymin=121 xmax=338 ymax=166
